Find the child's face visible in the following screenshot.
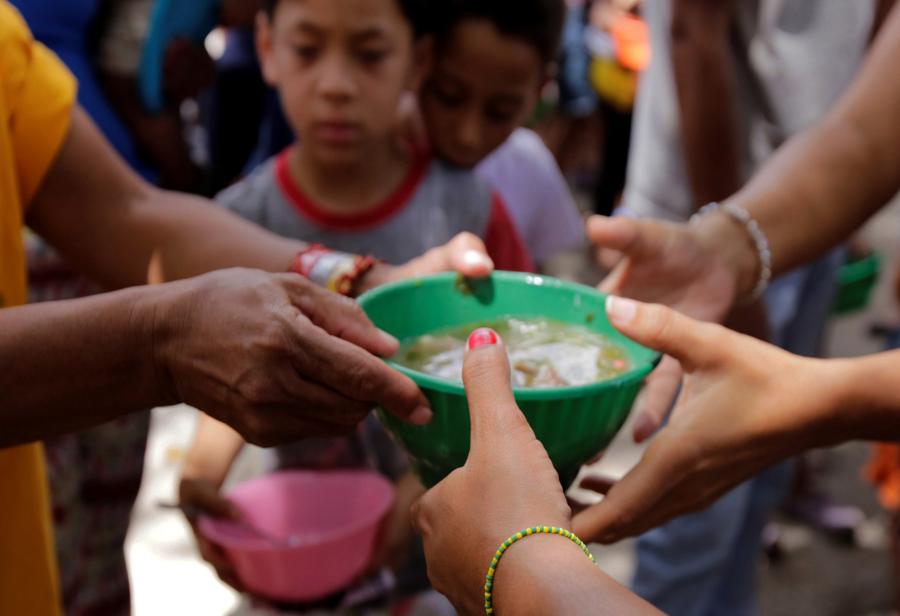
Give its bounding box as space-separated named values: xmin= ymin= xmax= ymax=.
xmin=257 ymin=0 xmax=426 ymax=167
xmin=421 ymin=19 xmax=544 ymax=169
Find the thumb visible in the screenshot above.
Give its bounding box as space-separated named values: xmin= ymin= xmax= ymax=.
xmin=587 ymin=215 xmax=666 ymax=262
xmin=605 ymin=296 xmax=718 ymax=372
xmin=445 ymin=232 xmax=494 ymax=278
xmin=572 ymin=434 xmax=686 ymax=544
xmin=462 ymin=328 xmax=531 ymax=456
xmin=587 ymin=216 xmax=651 ymax=257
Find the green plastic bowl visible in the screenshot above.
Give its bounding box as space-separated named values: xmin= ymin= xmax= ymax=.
xmin=831 ymin=252 xmax=882 ymax=316
xmin=358 ymin=272 xmax=660 ymax=488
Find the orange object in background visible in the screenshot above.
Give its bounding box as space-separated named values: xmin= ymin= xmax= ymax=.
xmin=612 ymin=13 xmax=651 ymax=73
xmin=590 ymin=11 xmax=650 ymax=112
xmin=866 ymin=443 xmax=900 ymax=512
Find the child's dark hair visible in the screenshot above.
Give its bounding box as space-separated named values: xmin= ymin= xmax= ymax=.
xmin=427 ymin=0 xmax=566 ymax=64
xmin=261 ymin=0 xmax=426 ymax=37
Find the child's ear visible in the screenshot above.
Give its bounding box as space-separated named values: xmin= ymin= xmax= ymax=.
xmin=406 ymin=35 xmax=435 ymax=93
xmin=255 ymin=11 xmax=279 ymax=86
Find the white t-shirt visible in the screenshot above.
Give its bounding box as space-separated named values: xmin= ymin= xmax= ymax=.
xmin=477 ymin=128 xmax=586 ymax=265
xmin=622 ymin=0 xmax=876 ymax=222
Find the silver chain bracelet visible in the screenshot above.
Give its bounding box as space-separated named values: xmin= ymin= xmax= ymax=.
xmin=691 ymin=202 xmax=772 ymax=302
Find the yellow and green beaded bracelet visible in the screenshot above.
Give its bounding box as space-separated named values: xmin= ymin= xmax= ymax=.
xmin=483 ymin=526 xmax=596 ymax=614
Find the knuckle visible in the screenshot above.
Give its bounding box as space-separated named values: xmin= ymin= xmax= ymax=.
xmin=646 ymin=305 xmax=673 ymax=341
xmin=281 ymin=270 xmax=310 ymax=288
xmin=462 ymin=351 xmax=492 ymax=384
xmin=343 ymin=359 xmax=379 ymax=398
xmin=340 ymin=296 xmax=367 ymax=321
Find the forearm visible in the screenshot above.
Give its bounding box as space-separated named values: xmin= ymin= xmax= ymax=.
xmin=711 ymin=5 xmax=900 ymax=290
xmin=182 ymin=413 xmax=245 ymax=488
xmin=493 ymin=536 xmax=659 ymax=615
xmin=103 ymin=188 xmax=303 ymax=285
xmin=0 ymin=286 xmax=169 ymax=445
xmin=822 ymin=350 xmax=900 ymax=445
xmin=727 ymin=117 xmax=897 ymax=277
xmin=671 ymin=0 xmax=742 ymax=206
xmin=26 ymin=107 xmax=304 ymax=289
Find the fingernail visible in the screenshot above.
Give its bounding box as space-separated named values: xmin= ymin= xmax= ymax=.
xmin=462 ymin=250 xmax=493 ymax=270
xmin=467 ymin=328 xmax=499 ymax=350
xmin=409 ymin=405 xmax=433 ymax=425
xmin=606 ymin=295 xmax=637 ymax=326
xmin=378 ymin=329 xmax=400 ymax=348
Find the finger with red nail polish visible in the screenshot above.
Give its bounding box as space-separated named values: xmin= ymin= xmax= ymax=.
xmin=467 ymin=328 xmax=499 ymax=350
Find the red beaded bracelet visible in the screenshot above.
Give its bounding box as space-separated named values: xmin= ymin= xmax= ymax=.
xmin=289 ymin=244 xmax=377 ymax=296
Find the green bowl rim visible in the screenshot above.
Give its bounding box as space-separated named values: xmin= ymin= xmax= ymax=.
xmin=358 ymin=271 xmax=662 ymax=401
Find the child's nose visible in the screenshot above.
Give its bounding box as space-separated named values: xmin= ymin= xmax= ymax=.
xmin=317 ymin=55 xmax=358 ymax=102
xmin=457 ymin=109 xmax=482 ymax=151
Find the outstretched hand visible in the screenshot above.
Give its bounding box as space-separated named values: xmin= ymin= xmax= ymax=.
xmin=574 ymin=297 xmax=838 ymax=543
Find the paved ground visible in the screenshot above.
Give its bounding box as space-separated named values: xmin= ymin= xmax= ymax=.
xmin=126 ymin=200 xmax=900 ymax=614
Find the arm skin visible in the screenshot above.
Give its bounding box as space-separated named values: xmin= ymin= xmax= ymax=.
xmin=181 ymin=414 xmax=246 ymax=491
xmin=0 ymin=286 xmax=166 ymax=445
xmin=830 ymin=350 xmax=900 ymax=444
xmin=697 ymin=3 xmax=900 ymax=296
xmin=670 ymin=0 xmax=742 ymax=208
xmin=494 ymin=535 xmax=660 ymax=615
xmin=25 ymin=107 xmax=304 ymax=289
xmin=23 ymin=106 xmax=467 ymax=292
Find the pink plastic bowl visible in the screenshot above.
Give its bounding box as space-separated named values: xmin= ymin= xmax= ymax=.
xmin=198 ymin=470 xmax=395 ymax=602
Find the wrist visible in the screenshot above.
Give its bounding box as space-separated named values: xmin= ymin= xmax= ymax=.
xmin=493 ymin=534 xmax=594 ymax=615
xmin=353 ymin=261 xmax=394 ymax=297
xmin=289 ymin=245 xmax=378 ymax=297
xmin=133 ymin=285 xmax=182 ymax=408
xmin=773 ymin=357 xmax=850 ymax=450
xmin=693 ymin=206 xmax=761 ymax=301
xmin=819 ymin=352 xmax=900 ymax=444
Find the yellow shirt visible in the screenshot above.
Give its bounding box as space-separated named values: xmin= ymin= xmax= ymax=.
xmin=0 ymin=3 xmax=76 ymax=614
